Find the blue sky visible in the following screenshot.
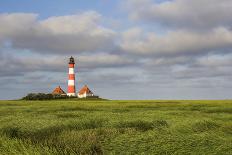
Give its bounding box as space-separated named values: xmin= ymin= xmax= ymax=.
xmin=0 ymin=0 xmax=232 ymax=100
xmin=0 ymin=0 xmax=120 ymax=18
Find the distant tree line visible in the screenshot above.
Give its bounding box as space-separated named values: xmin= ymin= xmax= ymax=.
xmin=22 ymin=93 xmax=75 ymax=100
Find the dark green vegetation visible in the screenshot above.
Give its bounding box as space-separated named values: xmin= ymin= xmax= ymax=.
xmin=22 ymin=93 xmax=100 ymax=100
xmin=0 ymin=100 xmax=231 ymax=154
xmin=22 ymin=93 xmax=73 ymax=100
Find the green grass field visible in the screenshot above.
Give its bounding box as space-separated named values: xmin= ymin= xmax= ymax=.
xmin=0 ymin=100 xmax=231 ymax=155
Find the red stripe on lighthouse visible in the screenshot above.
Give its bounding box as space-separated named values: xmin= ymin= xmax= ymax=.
xmin=68 ymin=86 xmax=75 ymax=92
xmin=69 ymin=74 xmax=75 ymax=80
xmin=69 ymin=64 xmax=74 ymax=68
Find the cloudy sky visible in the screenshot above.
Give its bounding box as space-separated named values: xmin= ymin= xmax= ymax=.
xmin=0 ymin=0 xmax=232 ymax=100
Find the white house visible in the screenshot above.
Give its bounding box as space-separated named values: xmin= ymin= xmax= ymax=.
xmin=77 ymin=85 xmax=95 ymax=98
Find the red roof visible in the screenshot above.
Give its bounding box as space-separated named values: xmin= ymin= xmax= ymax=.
xmin=78 ymin=85 xmax=93 ymax=95
xmin=52 ymin=86 xmax=66 ymax=95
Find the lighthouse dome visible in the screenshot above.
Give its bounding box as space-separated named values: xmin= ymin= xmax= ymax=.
xmin=69 ymin=56 xmax=75 ymax=64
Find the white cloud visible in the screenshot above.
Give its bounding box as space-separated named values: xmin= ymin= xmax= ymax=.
xmin=78 ymin=54 xmax=135 ymax=69
xmin=0 ymin=12 xmax=116 ymax=54
xmin=120 ymin=27 xmax=232 ymax=56
xmin=0 ymin=13 xmax=38 ymax=36
xmin=0 ymin=52 xmax=134 ymax=76
xmin=127 ymin=0 xmax=232 ymax=29
xmin=196 ymin=54 xmax=232 ymax=67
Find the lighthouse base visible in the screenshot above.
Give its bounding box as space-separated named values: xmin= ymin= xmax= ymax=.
xmin=67 ymin=93 xmax=76 ymax=97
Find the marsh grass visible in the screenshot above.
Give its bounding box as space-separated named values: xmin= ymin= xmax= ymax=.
xmin=220 ymin=123 xmax=232 ymax=134
xmin=192 ymin=120 xmax=220 ymax=132
xmin=56 ymin=113 xmax=82 ymax=118
xmin=0 ymin=100 xmax=231 ymax=154
xmin=204 ymin=108 xmax=232 ymax=114
xmin=117 ymin=120 xmax=155 ymax=131
xmin=117 ymin=120 xmax=169 ymax=131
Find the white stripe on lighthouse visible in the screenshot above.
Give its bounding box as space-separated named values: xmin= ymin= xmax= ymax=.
xmin=68 ymin=80 xmax=75 ymax=86
xmin=69 ymin=68 xmax=74 ymax=74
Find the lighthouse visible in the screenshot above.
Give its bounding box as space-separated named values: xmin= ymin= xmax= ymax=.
xmin=67 ymin=56 xmax=76 ymax=96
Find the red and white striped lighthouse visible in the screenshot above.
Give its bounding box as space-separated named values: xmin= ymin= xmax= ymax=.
xmin=67 ymin=56 xmax=76 ymax=96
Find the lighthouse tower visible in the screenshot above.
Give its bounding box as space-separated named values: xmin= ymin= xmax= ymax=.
xmin=67 ymin=56 xmax=76 ymax=96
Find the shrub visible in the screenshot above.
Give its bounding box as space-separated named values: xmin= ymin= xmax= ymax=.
xmin=22 ymin=93 xmax=70 ymax=100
